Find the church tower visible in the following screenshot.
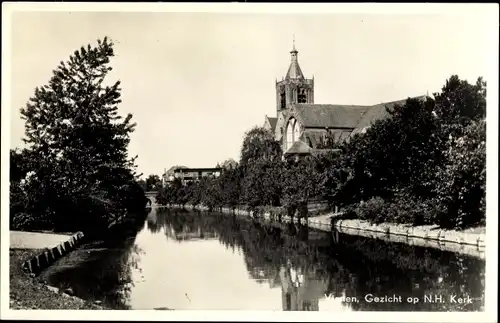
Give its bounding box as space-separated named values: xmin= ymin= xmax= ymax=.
xmin=276 ymin=40 xmax=314 ymax=113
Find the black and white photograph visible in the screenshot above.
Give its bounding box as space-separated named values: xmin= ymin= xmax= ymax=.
xmin=1 ymin=2 xmax=498 ymax=322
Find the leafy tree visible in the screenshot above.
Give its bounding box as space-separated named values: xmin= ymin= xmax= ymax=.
xmin=238 ymin=126 xmax=283 ymax=209
xmin=433 ymin=75 xmax=486 ymax=125
xmin=220 ymin=158 xmax=238 ymax=170
xmin=14 ymin=36 xmax=145 ymax=232
xmin=434 ymin=119 xmax=486 ymax=228
xmin=145 ymin=174 xmax=161 ymax=191
xmin=316 ymin=130 xmax=345 ymax=149
xmin=10 ymin=148 xmax=32 ymax=183
xmin=203 ymin=179 xmax=222 ymax=210
xmin=239 ymin=126 xmax=282 ymax=169
xmin=218 ymin=167 xmax=242 ymax=208
xmin=137 ymin=178 xmax=147 ymax=191
xmin=313 ymin=151 xmax=343 ymax=203
xmin=329 ymin=75 xmax=486 ymax=228
xmin=10 ymin=149 xmax=35 ymax=229
xmin=156 ymin=180 xmax=179 ymax=205
xmin=158 ymin=177 xmax=183 ymax=205
xmin=186 ymin=180 xmax=202 ymax=206
xmin=281 ymin=158 xmax=320 ymax=216
xmin=240 ymin=159 xmax=283 ymax=208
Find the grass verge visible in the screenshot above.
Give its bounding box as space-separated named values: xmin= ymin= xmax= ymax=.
xmin=9 ymin=248 xmax=105 ymax=310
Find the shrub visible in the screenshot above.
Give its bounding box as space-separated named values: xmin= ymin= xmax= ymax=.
xmin=354 ymin=197 xmax=388 ymax=224
xmin=11 ymin=212 xmax=49 ymax=231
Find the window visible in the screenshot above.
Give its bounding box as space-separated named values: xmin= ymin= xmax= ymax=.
xmin=293 ymin=121 xmax=301 ymax=143
xmin=286 ymin=119 xmax=294 ymax=150
xmin=285 ymin=118 xmax=301 ymax=150
xmin=280 ymin=88 xmax=286 ymax=110
xmin=298 ymin=88 xmax=307 ymax=103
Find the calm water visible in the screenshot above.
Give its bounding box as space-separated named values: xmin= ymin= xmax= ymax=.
xmin=40 ymin=208 xmax=485 ymax=311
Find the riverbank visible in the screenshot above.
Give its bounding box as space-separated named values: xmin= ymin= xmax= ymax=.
xmin=166 ymin=203 xmax=486 ymax=259
xmin=9 ymin=249 xmax=105 ymax=310
xmin=330 ymin=219 xmax=485 ymax=259
xmin=10 ymin=231 xmax=86 ymax=275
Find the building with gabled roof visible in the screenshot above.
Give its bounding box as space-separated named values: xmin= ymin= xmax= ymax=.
xmin=264 ymin=42 xmax=428 ymax=158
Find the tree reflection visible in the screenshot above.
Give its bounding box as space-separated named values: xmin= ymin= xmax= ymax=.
xmin=40 ymin=211 xmax=150 ymax=310
xmin=152 ymin=209 xmax=485 ymax=312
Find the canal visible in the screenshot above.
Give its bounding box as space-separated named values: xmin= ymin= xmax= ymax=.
xmin=39 ymin=207 xmax=485 ymax=311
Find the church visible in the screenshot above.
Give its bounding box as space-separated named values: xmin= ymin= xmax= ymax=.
xmin=263 ymin=43 xmax=427 ymax=158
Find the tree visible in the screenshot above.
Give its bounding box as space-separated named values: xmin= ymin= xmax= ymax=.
xmin=220 ymin=158 xmax=238 ymax=170
xmin=239 ymin=126 xmax=282 ymax=169
xmin=10 ymin=148 xmax=36 ymax=229
xmin=433 ymin=75 xmax=486 ymax=126
xmin=202 ymin=179 xmax=223 ymax=210
xmin=240 ymin=158 xmax=283 ymax=208
xmin=15 ymin=36 xmax=145 ymax=232
xmin=137 ymin=178 xmax=147 ymax=191
xmin=281 ymin=158 xmax=322 ymax=218
xmin=156 ymin=179 xmax=180 ymax=205
xmin=328 ymin=75 xmax=486 ymax=228
xmin=218 ymin=167 xmax=242 ymax=208
xmin=434 ymin=119 xmax=486 ymax=228
xmin=145 ymin=174 xmax=161 ymax=191
xmin=10 ymin=148 xmax=32 ymax=183
xmin=237 ymin=126 xmax=284 ymax=210
xmin=316 ymin=130 xmax=344 ymax=149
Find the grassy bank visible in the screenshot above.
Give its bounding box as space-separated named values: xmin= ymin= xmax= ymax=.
xmin=9 ymin=249 xmax=105 ymax=310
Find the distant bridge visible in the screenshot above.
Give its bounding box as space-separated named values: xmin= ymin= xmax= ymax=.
xmin=145 ymin=191 xmax=159 ymax=207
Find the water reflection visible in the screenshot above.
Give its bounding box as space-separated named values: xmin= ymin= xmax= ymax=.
xmin=41 ymin=207 xmax=485 ymax=311
xmin=40 ymin=234 xmax=142 ymax=309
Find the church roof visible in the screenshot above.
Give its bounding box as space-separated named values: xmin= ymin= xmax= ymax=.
xmin=266 ymin=116 xmax=278 ymax=132
xmin=284 ymin=140 xmax=312 ymax=155
xmin=291 ymin=104 xmax=369 ymax=128
xmin=283 ymin=139 xmax=341 ymax=157
xmin=289 ymin=95 xmax=427 ymax=131
xmin=355 ymin=96 xmax=427 ymax=128
xmin=285 ymin=44 xmax=305 ymax=80
xmin=286 ymin=60 xmax=304 ymax=80
xmin=300 ymin=131 xmax=324 ymax=148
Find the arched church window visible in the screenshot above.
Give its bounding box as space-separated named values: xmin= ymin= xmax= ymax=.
xmin=286 ymin=118 xmax=295 ymax=150
xmin=293 ymin=120 xmax=301 ymax=143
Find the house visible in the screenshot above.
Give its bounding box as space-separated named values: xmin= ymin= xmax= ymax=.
xmin=161 ymin=165 xmax=187 ymax=187
xmin=172 ymin=167 xmax=222 ymax=185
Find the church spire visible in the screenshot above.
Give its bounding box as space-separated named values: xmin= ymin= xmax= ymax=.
xmin=286 ymin=36 xmax=304 ymax=80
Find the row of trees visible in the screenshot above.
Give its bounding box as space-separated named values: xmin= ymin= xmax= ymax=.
xmin=137 ymin=174 xmax=162 ymax=192
xmin=337 ymin=76 xmax=486 ymax=229
xmin=157 ymin=75 xmax=486 ymax=230
xmin=156 ymin=126 xmax=332 ymax=218
xmin=10 ymin=37 xmax=147 ymax=233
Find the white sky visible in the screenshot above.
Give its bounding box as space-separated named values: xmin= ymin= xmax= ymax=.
xmin=6 ymin=6 xmax=496 ymax=178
